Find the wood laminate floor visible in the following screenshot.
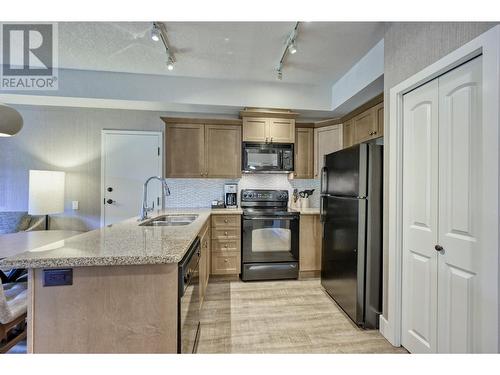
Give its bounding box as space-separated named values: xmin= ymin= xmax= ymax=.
xmin=197 ymin=278 xmax=408 ymax=354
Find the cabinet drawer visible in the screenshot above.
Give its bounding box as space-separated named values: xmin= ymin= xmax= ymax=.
xmin=211 ymin=215 xmax=240 ymax=228
xmin=211 ymin=227 xmax=240 ymax=240
xmin=212 ymin=239 xmax=240 ymax=252
xmin=212 ymin=251 xmax=241 ymax=275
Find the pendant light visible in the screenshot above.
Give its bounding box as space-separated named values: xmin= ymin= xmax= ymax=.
xmin=0 ymin=104 xmax=23 ymax=137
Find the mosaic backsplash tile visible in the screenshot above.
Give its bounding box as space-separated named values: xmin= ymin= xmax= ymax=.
xmin=165 ymin=175 xmax=320 ymax=208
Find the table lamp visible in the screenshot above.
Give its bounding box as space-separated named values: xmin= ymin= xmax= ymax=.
xmin=28 ymin=170 xmax=65 ymax=230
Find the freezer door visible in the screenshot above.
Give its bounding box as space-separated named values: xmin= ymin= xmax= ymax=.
xmin=321 ymin=195 xmax=366 ymax=326
xmin=323 ymin=144 xmax=367 ymax=197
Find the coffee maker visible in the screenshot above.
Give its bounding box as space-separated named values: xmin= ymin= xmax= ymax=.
xmin=224 ymin=183 xmax=238 ymax=208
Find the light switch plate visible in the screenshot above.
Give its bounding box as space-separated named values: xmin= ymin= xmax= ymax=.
xmin=72 ymin=201 xmax=79 ymax=210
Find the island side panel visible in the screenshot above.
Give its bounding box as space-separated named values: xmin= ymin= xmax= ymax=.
xmin=31 ymin=264 xmax=178 ymax=353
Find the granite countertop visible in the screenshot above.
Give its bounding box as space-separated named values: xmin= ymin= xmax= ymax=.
xmin=0 ymin=208 xmax=242 ymax=269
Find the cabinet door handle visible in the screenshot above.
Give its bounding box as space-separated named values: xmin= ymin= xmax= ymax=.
xmin=224 ymin=219 xmax=228 ymax=223
xmin=224 ymin=231 xmax=228 ymax=236
xmin=265 ymin=137 xmax=268 ymax=143
xmin=271 ymin=137 xmax=273 ymax=142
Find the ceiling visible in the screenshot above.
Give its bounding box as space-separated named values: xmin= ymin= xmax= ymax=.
xmin=58 ymin=22 xmax=385 ymax=85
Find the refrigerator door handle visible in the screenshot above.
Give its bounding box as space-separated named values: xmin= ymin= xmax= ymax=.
xmin=321 ymin=167 xmax=328 ymax=194
xmin=320 ymin=196 xmax=326 ymax=222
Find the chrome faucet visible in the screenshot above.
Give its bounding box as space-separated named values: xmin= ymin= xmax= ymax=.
xmin=140 ymin=176 xmax=171 ymax=221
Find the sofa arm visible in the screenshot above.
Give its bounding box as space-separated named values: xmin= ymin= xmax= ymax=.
xmin=25 ymin=216 xmax=46 ymax=231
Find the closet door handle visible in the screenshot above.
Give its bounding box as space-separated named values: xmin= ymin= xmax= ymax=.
xmin=435 ymin=244 xmax=444 ymax=252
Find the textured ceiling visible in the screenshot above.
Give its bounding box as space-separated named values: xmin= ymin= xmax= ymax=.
xmin=57 ymin=22 xmax=385 ymax=85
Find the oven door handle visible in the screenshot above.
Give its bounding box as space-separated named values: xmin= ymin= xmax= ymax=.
xmin=244 ymin=216 xmax=298 ymax=221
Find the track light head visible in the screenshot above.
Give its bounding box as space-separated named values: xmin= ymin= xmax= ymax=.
xmin=288 ymin=42 xmax=297 ymax=54
xmin=277 ymin=69 xmax=283 ymax=80
xmin=167 ymin=58 xmax=174 ymax=71
xmin=151 ymin=25 xmax=160 ymax=42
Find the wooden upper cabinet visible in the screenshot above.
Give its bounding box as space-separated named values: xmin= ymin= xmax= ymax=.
xmin=205 ymin=125 xmax=241 ymax=178
xmin=166 ymin=123 xmax=205 ymax=178
xmin=269 ymin=118 xmax=295 ymax=143
xmin=242 ymin=117 xmax=295 ymax=143
xmin=351 ymin=102 xmax=384 ymax=145
xmin=294 ymin=128 xmax=314 ymax=179
xmin=353 ymin=107 xmax=377 ymax=143
xmin=343 ymin=119 xmax=354 ymax=148
xmin=242 ymin=117 xmax=268 ymax=142
xmin=314 ymin=124 xmax=343 ymax=178
xmin=165 ymin=121 xmax=241 ymax=179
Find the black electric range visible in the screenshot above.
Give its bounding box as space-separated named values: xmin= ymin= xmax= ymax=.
xmin=240 ymin=189 xmax=300 ymax=281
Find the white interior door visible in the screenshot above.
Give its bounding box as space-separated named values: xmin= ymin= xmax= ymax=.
xmin=437 ymin=56 xmax=482 ymax=353
xmin=401 ymin=78 xmax=439 ymax=354
xmin=102 ymin=131 xmax=162 ymax=226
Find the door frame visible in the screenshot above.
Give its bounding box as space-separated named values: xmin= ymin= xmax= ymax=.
xmin=100 ymin=129 xmax=163 ymax=227
xmin=382 ymin=25 xmax=500 ymax=351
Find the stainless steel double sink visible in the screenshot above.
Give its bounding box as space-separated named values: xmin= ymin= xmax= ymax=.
xmin=139 ymin=214 xmax=198 ymax=227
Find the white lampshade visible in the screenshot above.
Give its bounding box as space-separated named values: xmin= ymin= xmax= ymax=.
xmin=28 ymin=170 xmax=66 ymax=215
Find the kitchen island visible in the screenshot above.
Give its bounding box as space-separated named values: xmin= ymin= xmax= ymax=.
xmin=0 ymin=208 xmax=242 ymax=353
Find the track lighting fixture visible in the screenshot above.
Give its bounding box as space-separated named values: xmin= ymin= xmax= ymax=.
xmin=152 ymin=22 xmax=177 ymax=71
xmin=151 ymin=25 xmax=160 ymax=42
xmin=275 ymin=22 xmax=300 ymax=80
xmin=167 ymin=58 xmax=174 ymax=71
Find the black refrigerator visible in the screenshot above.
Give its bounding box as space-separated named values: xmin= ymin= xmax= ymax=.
xmin=320 ymin=143 xmax=383 ymax=329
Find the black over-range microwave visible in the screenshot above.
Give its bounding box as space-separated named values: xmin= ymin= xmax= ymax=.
xmin=242 ymin=142 xmax=294 ymax=173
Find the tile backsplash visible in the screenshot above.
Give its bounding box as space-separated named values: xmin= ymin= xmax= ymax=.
xmin=165 ymin=175 xmax=320 ymax=208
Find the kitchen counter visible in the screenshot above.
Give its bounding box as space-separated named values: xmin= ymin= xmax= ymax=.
xmin=0 ymin=208 xmax=242 ymax=269
xmin=290 ymin=207 xmax=321 ymax=215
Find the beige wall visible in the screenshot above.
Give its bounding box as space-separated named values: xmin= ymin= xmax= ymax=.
xmin=381 ymin=22 xmax=498 ymax=317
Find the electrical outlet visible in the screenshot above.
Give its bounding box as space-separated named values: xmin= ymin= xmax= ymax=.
xmin=72 ymin=201 xmax=79 ymax=210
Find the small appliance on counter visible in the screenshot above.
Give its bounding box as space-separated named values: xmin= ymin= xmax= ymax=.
xmin=211 ymin=200 xmax=225 ymax=209
xmin=224 ymin=183 xmax=238 ymax=208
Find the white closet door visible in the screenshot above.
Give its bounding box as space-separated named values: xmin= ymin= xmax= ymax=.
xmin=401 ymin=79 xmax=439 ymax=353
xmin=437 ymin=56 xmax=482 ymax=353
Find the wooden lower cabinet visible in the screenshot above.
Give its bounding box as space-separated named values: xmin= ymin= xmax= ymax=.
xmin=299 ymin=214 xmax=322 ymax=276
xmin=199 ymin=221 xmax=210 ymax=304
xmin=210 ymin=214 xmax=241 ymax=275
